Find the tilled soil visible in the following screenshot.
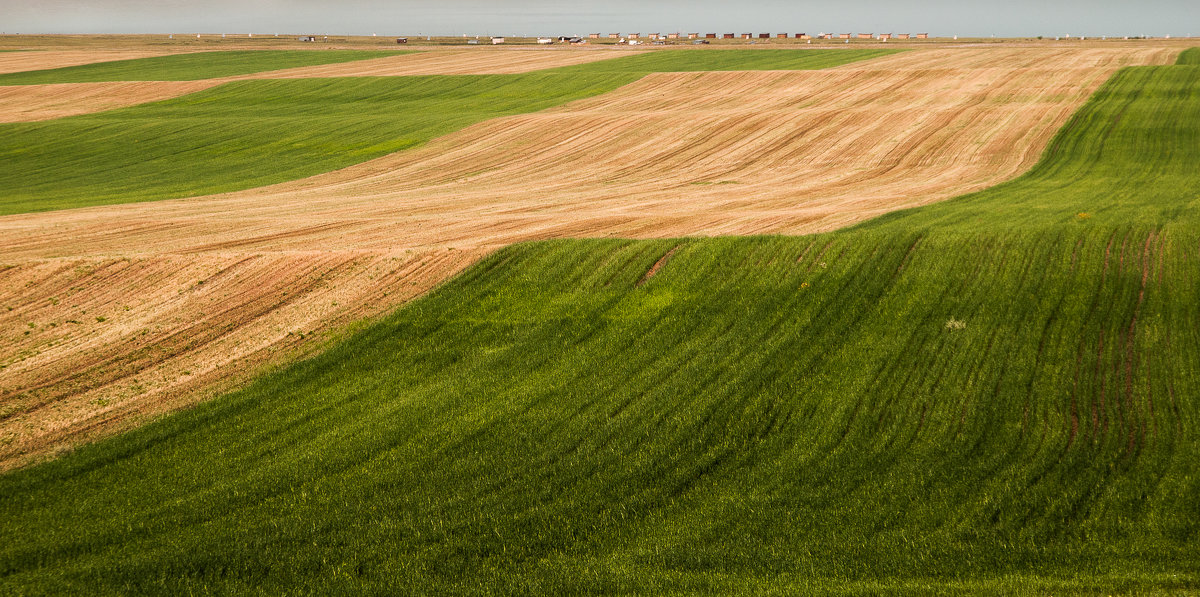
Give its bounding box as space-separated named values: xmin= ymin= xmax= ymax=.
xmin=0 ymin=80 xmax=225 ymax=121
xmin=0 ymin=49 xmax=193 ymax=74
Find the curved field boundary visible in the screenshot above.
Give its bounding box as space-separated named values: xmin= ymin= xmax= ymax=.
xmin=0 ymin=249 xmax=483 ymax=465
xmin=0 ymin=45 xmax=1179 ymax=468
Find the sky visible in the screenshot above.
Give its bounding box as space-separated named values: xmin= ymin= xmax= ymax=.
xmin=3 ymin=0 xmax=1198 ymax=38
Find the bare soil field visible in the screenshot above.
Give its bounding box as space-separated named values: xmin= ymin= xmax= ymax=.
xmin=0 ymin=249 xmax=482 ymax=464
xmin=0 ymin=49 xmax=192 ymax=74
xmin=0 ymin=80 xmax=226 ymax=122
xmin=0 ymin=44 xmax=1182 ymax=469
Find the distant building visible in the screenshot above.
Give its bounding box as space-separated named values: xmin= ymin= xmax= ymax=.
xmin=797 ymin=33 xmax=810 ymax=39
xmin=667 ymin=33 xmax=679 ymax=39
xmin=608 ymin=33 xmax=620 ymax=39
xmin=538 ymin=37 xmax=554 ymax=44
xmin=741 ymin=33 xmax=752 ymax=39
xmin=916 ymin=33 xmax=929 ymax=39
xmin=896 ymin=33 xmax=911 ymax=40
xmin=395 ymin=37 xmax=407 ymax=44
xmin=688 ymin=33 xmax=699 ymax=39
xmin=878 ymin=33 xmax=892 ymax=40
xmin=298 ymin=36 xmax=317 ymax=42
xmin=759 ymin=33 xmax=771 ymax=39
xmin=491 ymin=36 xmax=505 ymax=44
xmin=706 ymin=33 xmax=717 ymax=39
xmin=629 ymin=33 xmax=640 ymax=39
xmin=858 ymin=33 xmax=873 ymax=39
xmin=723 ymin=33 xmax=735 ymax=39
xmin=589 ymin=33 xmax=600 ymax=39
xmin=777 ymin=33 xmax=788 ymax=39
xmin=839 ymin=33 xmax=851 ymax=39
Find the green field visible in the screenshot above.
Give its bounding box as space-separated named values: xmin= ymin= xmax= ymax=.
xmin=1178 ymin=47 xmax=1200 ymax=65
xmin=0 ymin=50 xmax=404 ymax=84
xmin=0 ymin=73 xmax=640 ymax=214
xmin=0 ymin=49 xmax=894 ymax=215
xmin=1 ymin=63 xmax=1197 ymax=594
xmin=543 ymin=48 xmax=901 ymax=73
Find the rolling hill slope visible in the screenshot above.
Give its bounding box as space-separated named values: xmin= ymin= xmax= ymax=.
xmin=0 ymin=62 xmax=1197 ymax=593
xmin=0 ymin=47 xmax=1172 ymax=470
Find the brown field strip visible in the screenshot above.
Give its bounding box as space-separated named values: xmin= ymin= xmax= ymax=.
xmin=0 ymin=249 xmax=483 ymax=464
xmin=0 ymin=49 xmax=192 ymax=74
xmin=0 ymin=45 xmax=1179 ymax=468
xmin=0 ymin=80 xmax=226 ymax=122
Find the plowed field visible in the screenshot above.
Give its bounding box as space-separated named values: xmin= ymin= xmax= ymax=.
xmin=0 ymin=49 xmax=187 ymax=74
xmin=0 ymin=45 xmax=1180 ymax=468
xmin=0 ymin=80 xmax=224 ymax=122
xmin=0 ymin=249 xmax=482 ymax=464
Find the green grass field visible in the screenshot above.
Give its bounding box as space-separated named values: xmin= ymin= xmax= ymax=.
xmin=0 ymin=50 xmax=404 ymax=84
xmin=0 ymin=73 xmax=640 ymax=214
xmin=543 ymin=48 xmax=901 ymax=73
xmin=0 ymin=63 xmax=1197 ymax=593
xmin=1178 ymin=47 xmax=1200 ymax=65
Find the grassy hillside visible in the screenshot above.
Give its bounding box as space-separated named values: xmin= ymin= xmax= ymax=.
xmin=0 ymin=73 xmax=639 ymax=214
xmin=0 ymin=50 xmax=403 ymax=84
xmin=544 ymin=48 xmax=900 ymax=74
xmin=1 ymin=63 xmax=1197 ymax=593
xmin=1178 ymin=47 xmax=1200 ymax=65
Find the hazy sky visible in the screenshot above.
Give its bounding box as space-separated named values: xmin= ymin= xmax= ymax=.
xmin=4 ymin=1 xmax=1198 ymax=38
